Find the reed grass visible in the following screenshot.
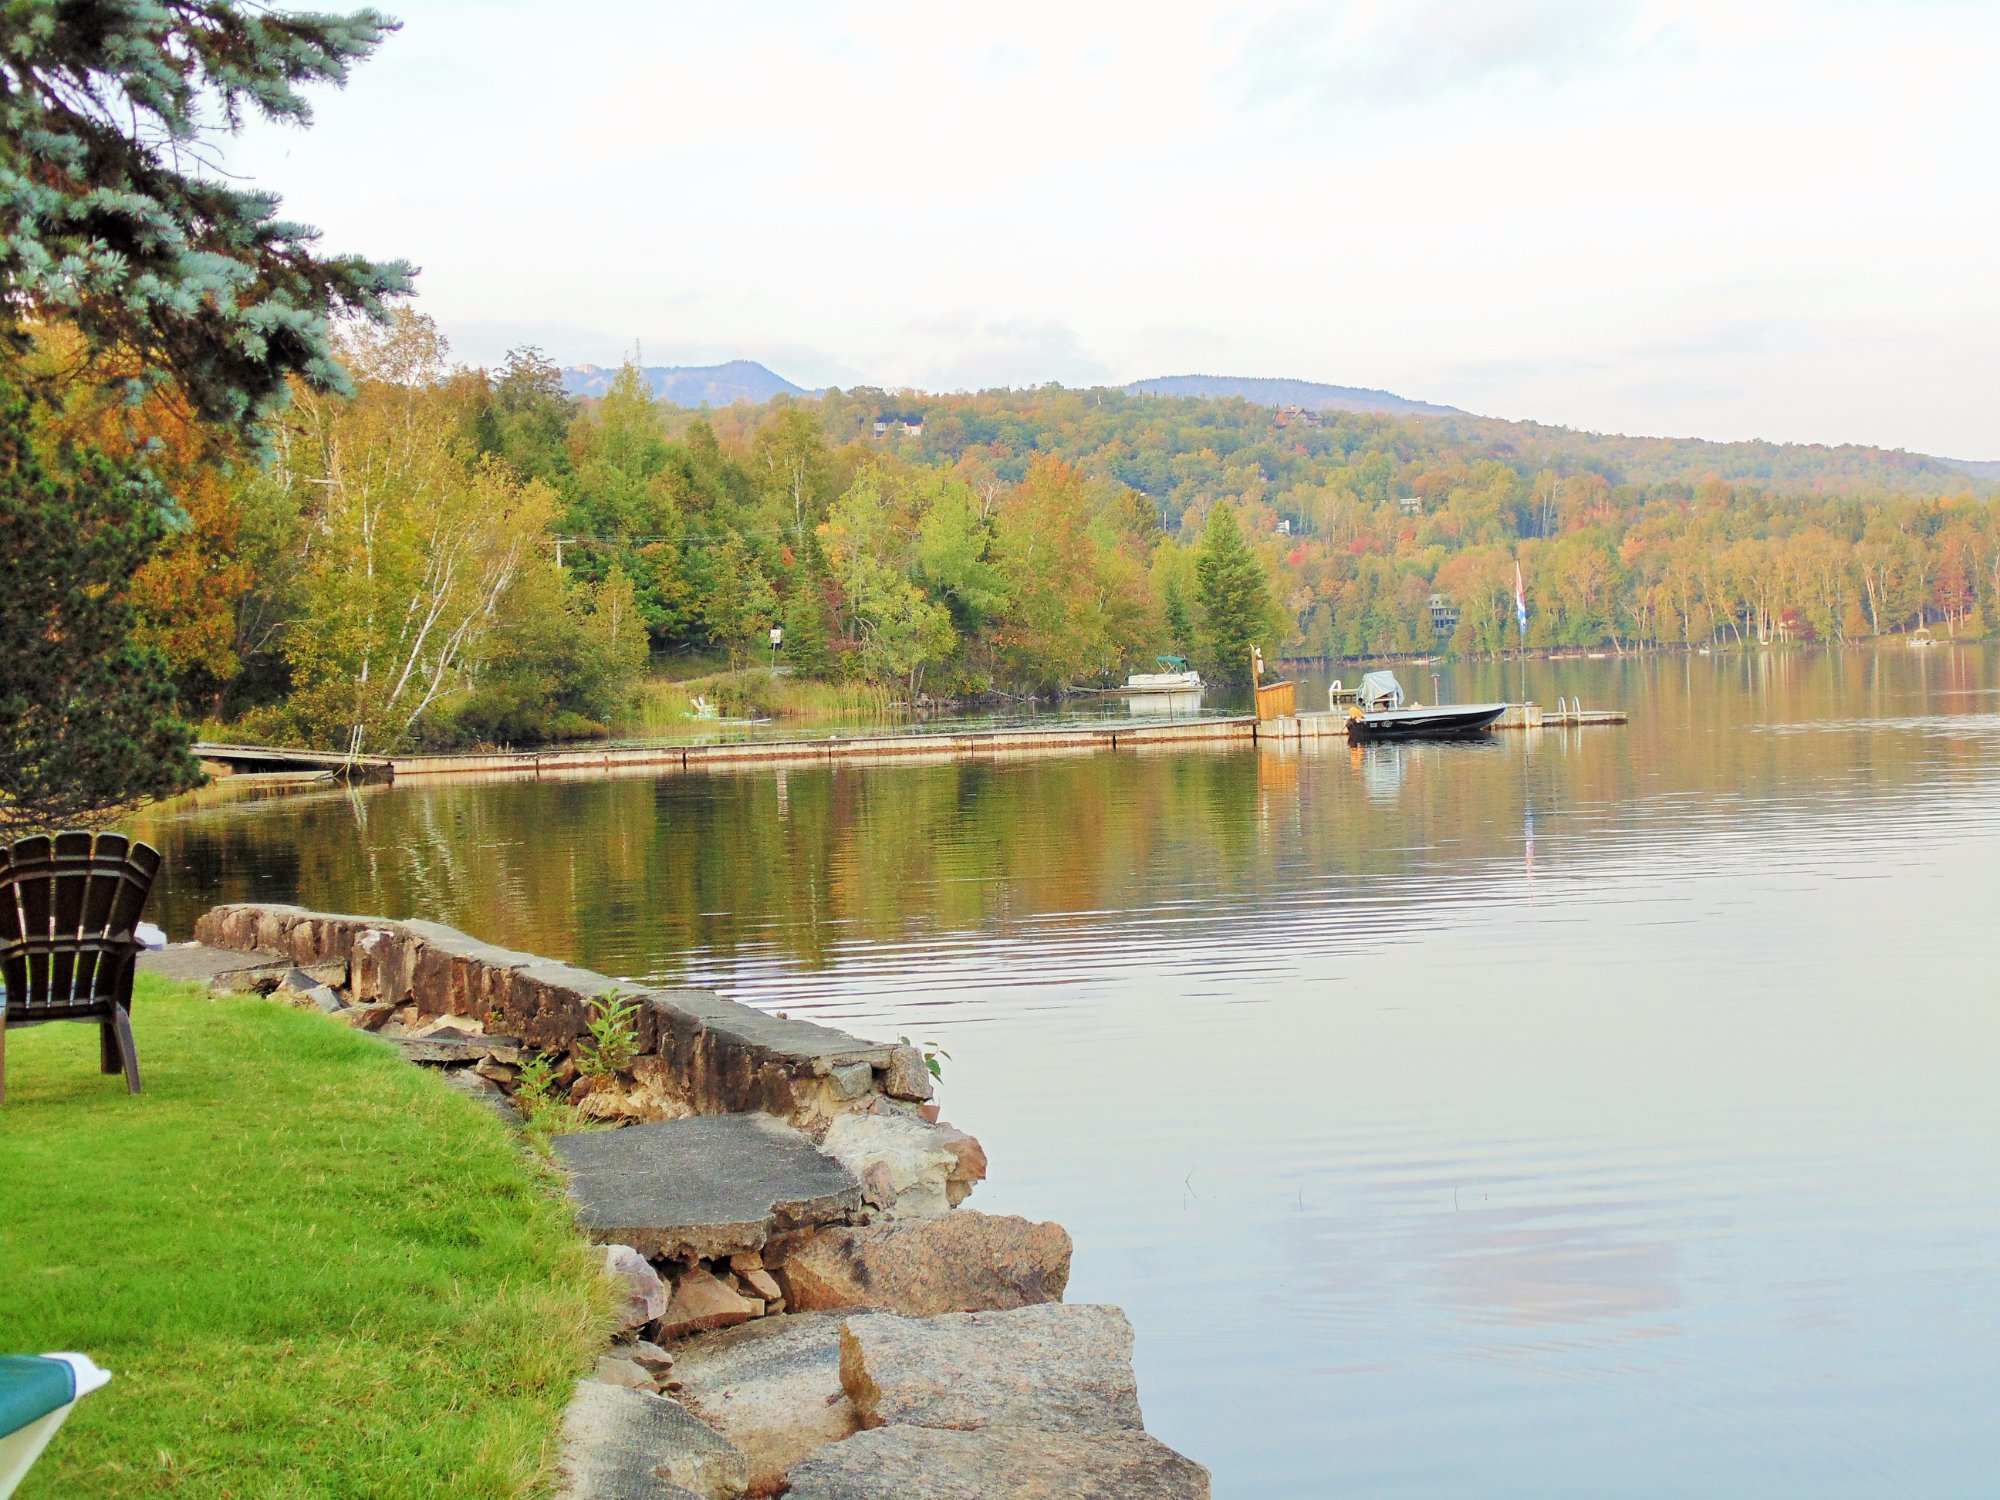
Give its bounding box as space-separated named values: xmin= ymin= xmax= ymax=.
xmin=620 ymin=670 xmax=899 ymax=735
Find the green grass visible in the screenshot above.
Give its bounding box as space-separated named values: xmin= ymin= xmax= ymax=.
xmin=0 ymin=979 xmax=608 ymax=1498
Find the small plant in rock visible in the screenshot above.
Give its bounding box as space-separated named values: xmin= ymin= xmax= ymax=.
xmin=899 ymin=1035 xmax=951 ymax=1083
xmin=512 ymin=1053 xmax=576 ymax=1131
xmin=577 ymin=990 xmax=641 ymax=1085
xmin=515 ymin=1053 xmax=560 ymax=1114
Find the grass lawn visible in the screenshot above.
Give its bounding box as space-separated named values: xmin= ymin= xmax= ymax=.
xmin=0 ymin=977 xmax=607 ymax=1498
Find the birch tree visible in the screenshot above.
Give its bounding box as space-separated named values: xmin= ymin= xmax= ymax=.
xmin=268 ymin=315 xmax=557 ymax=753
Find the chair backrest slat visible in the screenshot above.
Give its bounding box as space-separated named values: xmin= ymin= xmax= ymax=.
xmin=12 ymin=835 xmax=54 ymax=1009
xmin=74 ymin=837 xmax=127 ymax=1007
xmin=49 ymin=832 xmax=92 ymax=1005
xmin=1 ymin=832 xmax=161 ymax=1017
xmin=0 ymin=844 xmax=22 ymax=1004
xmin=101 ymin=840 xmax=158 ymax=1009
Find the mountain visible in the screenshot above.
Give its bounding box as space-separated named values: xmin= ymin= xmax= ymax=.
xmin=1944 ymin=457 xmax=2000 ymax=481
xmin=1124 ymin=373 xmax=1463 ymax=417
xmin=561 ymin=359 xmax=808 ymax=406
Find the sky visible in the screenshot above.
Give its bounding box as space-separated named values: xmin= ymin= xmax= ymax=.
xmin=221 ymin=0 xmax=2000 ymax=457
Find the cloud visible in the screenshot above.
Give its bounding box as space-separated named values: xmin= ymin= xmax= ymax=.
xmin=1233 ymin=0 xmax=1659 ymax=114
xmin=893 ymin=314 xmax=1116 ymax=392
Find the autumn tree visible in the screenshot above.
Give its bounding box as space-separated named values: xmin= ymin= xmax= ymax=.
xmin=820 ymin=465 xmax=956 ymax=695
xmin=252 ymin=316 xmax=584 ymax=753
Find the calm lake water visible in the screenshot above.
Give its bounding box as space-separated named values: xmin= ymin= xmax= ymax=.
xmin=139 ymin=648 xmax=2000 ymax=1499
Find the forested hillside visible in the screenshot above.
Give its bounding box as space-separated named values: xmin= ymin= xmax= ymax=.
xmin=562 ymin=359 xmax=807 ymax=405
xmin=113 ymin=324 xmax=2000 ymax=753
xmin=1125 ymin=374 xmax=1462 ymax=416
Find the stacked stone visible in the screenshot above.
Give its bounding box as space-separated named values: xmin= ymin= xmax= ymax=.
xmin=190 ymin=904 xmax=926 ymax=1129
xmin=186 ymin=905 xmax=1210 ymax=1498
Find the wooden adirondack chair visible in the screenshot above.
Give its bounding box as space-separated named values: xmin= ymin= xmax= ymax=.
xmin=0 ymin=832 xmax=162 ymax=1103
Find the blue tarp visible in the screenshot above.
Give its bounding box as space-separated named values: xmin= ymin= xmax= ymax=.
xmin=0 ymin=1357 xmax=75 ymax=1440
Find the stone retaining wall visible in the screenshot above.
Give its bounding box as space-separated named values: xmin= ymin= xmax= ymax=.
xmin=192 ymin=903 xmax=928 ymax=1131
xmin=189 ymin=902 xmax=1209 ymax=1496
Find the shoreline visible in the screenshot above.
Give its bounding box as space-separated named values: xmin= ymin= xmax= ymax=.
xmin=177 ymin=905 xmax=1212 ymax=1495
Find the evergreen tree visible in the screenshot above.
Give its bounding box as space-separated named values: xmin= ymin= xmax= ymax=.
xmin=780 ymin=535 xmax=835 ymax=678
xmin=1193 ymin=503 xmax=1273 ymax=685
xmin=0 ymin=0 xmax=412 ymax=427
xmin=475 ymin=346 xmax=576 ymax=484
xmin=0 ymin=376 xmax=198 ymax=834
xmin=1 ymin=0 xmax=407 ymax=823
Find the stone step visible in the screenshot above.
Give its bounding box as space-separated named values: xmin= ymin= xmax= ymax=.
xmin=775 ymin=1211 xmax=1070 ymax=1317
xmin=559 ymin=1380 xmax=747 ymax=1500
xmin=840 ymin=1305 xmax=1144 ymax=1435
xmin=671 ymin=1311 xmax=859 ymax=1495
xmin=553 ymin=1112 xmax=862 ymax=1261
xmin=783 ymin=1426 xmax=1211 ymax=1499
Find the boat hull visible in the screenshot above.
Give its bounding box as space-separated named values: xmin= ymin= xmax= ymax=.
xmin=1122 ymin=671 xmax=1204 ymax=694
xmin=1346 ymin=703 xmax=1509 ymax=741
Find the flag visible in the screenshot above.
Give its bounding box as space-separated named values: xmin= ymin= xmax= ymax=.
xmin=1514 ymin=559 xmax=1528 ymax=639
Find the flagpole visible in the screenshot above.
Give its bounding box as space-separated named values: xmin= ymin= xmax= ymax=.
xmin=1515 ymin=557 xmax=1529 ymax=704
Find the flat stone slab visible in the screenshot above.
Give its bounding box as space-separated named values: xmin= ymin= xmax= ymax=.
xmin=672 ymin=1311 xmax=859 ymax=1494
xmin=784 ymin=1426 xmax=1211 ymax=1499
xmin=558 ymin=1380 xmax=745 ymax=1500
xmin=778 ymin=1212 xmax=1070 ymax=1317
xmin=554 ymin=1113 xmax=862 ymax=1260
xmin=841 ymin=1305 xmax=1143 ymax=1435
xmin=387 ymin=1032 xmax=518 ymax=1065
xmin=138 ymin=943 xmax=289 ymax=987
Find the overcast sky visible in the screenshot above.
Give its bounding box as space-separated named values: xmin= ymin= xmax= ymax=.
xmin=224 ymin=0 xmax=1998 ymax=456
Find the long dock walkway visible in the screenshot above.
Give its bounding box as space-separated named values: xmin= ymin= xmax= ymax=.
xmin=390 ymin=715 xmax=1258 ymax=781
xmin=198 ymin=701 xmax=1628 ymax=787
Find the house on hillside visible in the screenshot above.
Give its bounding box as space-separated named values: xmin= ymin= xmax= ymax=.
xmin=1397 ymin=495 xmax=1423 ymax=517
xmin=1428 ymin=592 xmax=1460 ymax=639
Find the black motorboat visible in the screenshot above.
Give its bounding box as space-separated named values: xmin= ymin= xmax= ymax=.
xmin=1344 ymin=671 xmax=1508 ymax=741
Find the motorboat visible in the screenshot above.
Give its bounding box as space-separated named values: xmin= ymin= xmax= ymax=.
xmin=1122 ymin=655 xmax=1204 ymax=696
xmin=1908 ymin=628 xmax=1938 ymax=648
xmin=1344 ymin=670 xmax=1508 ymax=741
xmin=1121 ymin=655 xmax=1205 ymax=714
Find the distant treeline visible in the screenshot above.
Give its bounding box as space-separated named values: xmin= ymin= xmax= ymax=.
xmin=104 ymin=318 xmax=1999 ymax=752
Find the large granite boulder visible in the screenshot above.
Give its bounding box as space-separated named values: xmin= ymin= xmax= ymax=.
xmin=818 ymin=1111 xmax=983 ymax=1218
xmin=783 ymin=1425 xmax=1210 ymax=1499
xmin=777 ymin=1212 xmax=1070 ymax=1317
xmin=840 ymin=1305 xmax=1142 ymax=1434
xmin=671 ymin=1312 xmax=859 ymax=1496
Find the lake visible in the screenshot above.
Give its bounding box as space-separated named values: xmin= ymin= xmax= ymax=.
xmin=138 ymin=647 xmax=2000 ymax=1499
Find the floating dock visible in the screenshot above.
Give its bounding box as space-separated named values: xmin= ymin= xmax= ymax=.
xmin=195 ymin=700 xmax=1626 ymax=787
xmin=195 ymin=742 xmax=393 ymax=781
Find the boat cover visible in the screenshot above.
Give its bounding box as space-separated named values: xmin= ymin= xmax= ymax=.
xmin=1357 ymin=671 xmax=1405 ymax=710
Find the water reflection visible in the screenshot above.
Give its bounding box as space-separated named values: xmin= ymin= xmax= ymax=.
xmin=135 ymin=648 xmax=2000 ymax=1498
